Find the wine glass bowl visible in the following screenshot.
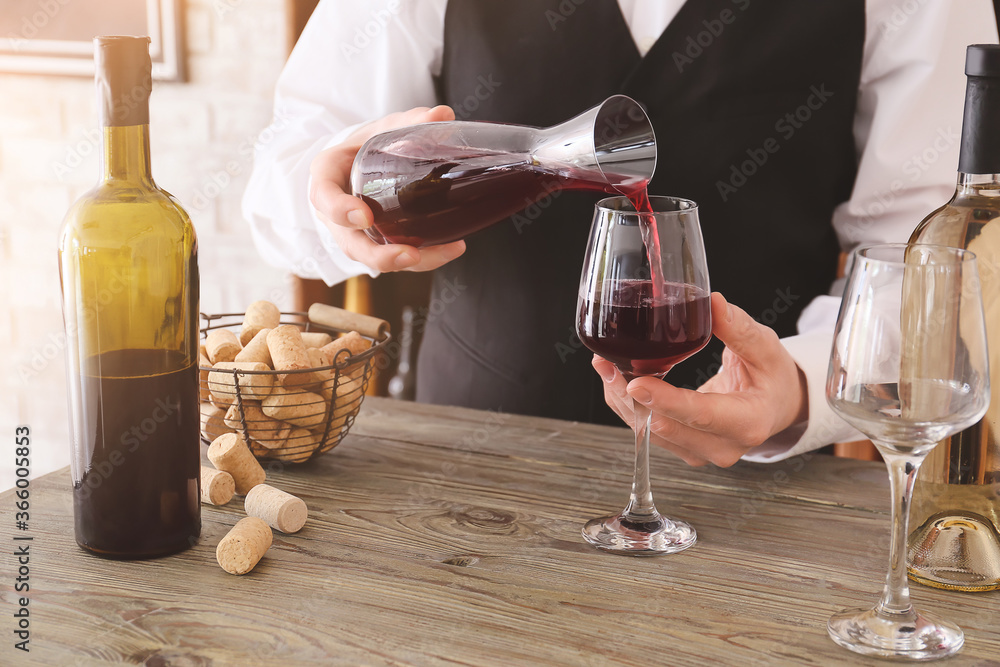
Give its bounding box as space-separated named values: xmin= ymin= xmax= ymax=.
xmin=576 ymin=195 xmax=710 ymax=554
xmin=578 ymin=279 xmax=712 ymax=378
xmin=825 ymin=243 xmax=990 ymax=660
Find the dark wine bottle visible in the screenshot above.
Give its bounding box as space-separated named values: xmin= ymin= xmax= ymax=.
xmin=907 ymin=44 xmax=1000 ymax=591
xmin=58 ymin=37 xmax=201 ymax=558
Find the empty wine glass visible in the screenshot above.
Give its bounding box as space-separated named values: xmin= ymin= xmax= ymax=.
xmin=576 ymin=196 xmax=711 ymax=554
xmin=826 ymin=243 xmax=990 ymax=660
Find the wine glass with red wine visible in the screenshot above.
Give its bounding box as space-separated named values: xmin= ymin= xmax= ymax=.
xmin=576 ymin=195 xmax=711 ymax=554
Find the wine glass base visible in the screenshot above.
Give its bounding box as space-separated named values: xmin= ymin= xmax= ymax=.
xmin=827 ymin=607 xmax=964 ymax=660
xmin=582 ymin=513 xmax=696 ymax=555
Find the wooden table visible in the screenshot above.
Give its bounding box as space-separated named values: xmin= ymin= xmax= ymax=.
xmin=5 ymin=397 xmax=1000 ymax=666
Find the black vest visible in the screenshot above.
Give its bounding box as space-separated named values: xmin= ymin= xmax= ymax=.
xmin=416 ymin=0 xmax=864 ymax=424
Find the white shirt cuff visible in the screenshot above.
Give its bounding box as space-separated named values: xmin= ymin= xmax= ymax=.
xmin=742 ymin=329 xmax=862 ymax=462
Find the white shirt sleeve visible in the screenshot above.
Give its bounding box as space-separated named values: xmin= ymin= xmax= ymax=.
xmin=745 ymin=0 xmax=999 ymax=462
xmin=242 ymin=0 xmax=448 ymax=286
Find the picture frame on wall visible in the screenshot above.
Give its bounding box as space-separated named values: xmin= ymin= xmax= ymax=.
xmin=0 ymin=0 xmax=184 ymax=81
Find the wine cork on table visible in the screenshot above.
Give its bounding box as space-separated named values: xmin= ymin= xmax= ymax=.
xmin=200 ymin=466 xmax=235 ymax=505
xmin=216 ymin=517 xmax=272 ymax=575
xmin=240 ymin=300 xmax=281 ymax=346
xmin=206 ymin=329 xmax=241 ymax=364
xmin=244 ymin=484 xmax=308 ymax=533
xmin=207 ymin=432 xmax=266 ymax=495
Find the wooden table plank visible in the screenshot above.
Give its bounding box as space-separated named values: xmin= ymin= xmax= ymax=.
xmin=3 ymin=397 xmax=998 ymax=666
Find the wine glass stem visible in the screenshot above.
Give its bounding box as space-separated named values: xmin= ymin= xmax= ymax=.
xmin=624 ymin=398 xmax=657 ymax=520
xmin=875 ymin=450 xmax=924 ymax=617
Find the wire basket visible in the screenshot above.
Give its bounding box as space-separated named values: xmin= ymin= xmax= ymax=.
xmin=199 ymin=310 xmax=391 ymax=463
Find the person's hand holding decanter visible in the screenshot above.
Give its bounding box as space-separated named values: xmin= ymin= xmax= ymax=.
xmin=309 ymin=105 xmax=468 ymax=274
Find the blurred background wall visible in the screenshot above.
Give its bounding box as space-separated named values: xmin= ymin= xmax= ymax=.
xmin=0 ymin=0 xmax=294 ymax=489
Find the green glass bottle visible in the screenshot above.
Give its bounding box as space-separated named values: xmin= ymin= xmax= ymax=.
xmin=58 ymin=36 xmax=200 ymax=558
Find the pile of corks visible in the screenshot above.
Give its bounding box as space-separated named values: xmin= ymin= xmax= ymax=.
xmin=197 ymin=300 xmax=370 ymax=574
xmin=199 ymin=300 xmax=371 ymax=462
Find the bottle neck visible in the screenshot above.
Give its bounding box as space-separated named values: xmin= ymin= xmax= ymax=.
xmin=958 ymin=75 xmax=1000 ymax=174
xmin=101 ymin=124 xmax=153 ymax=185
xmin=94 ymin=35 xmax=153 ymax=186
xmin=956 ymin=172 xmax=1000 ymax=196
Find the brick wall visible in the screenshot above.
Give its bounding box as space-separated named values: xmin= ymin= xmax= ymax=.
xmin=0 ymin=0 xmax=293 ymax=489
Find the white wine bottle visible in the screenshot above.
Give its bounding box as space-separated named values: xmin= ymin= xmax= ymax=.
xmin=58 ymin=37 xmax=201 ymax=558
xmin=907 ymin=44 xmax=1000 ymax=591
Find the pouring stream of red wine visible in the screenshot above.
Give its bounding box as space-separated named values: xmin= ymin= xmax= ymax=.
xmin=624 ymin=183 xmax=666 ymax=301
